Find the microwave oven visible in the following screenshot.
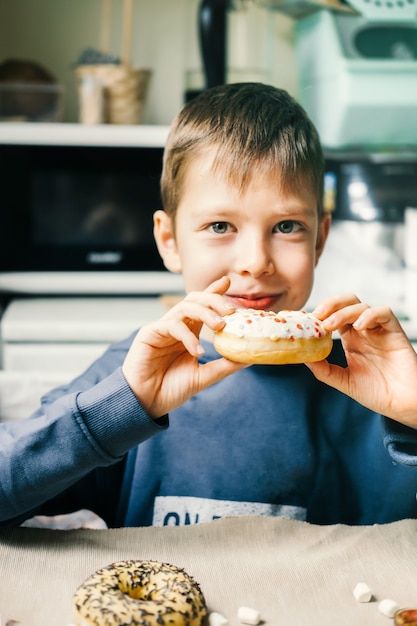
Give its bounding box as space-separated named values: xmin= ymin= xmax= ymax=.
xmin=0 ymin=123 xmax=184 ymax=295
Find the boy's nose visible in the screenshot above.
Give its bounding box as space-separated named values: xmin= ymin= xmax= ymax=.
xmin=235 ymin=235 xmax=274 ymax=277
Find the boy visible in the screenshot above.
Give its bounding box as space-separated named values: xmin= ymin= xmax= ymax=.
xmin=1 ymin=83 xmax=417 ymax=528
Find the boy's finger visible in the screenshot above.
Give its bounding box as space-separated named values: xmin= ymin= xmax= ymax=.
xmin=313 ymin=293 xmax=361 ymax=319
xmin=320 ymin=303 xmax=370 ymax=331
xmin=204 ymin=276 xmax=231 ymax=295
xmin=352 ymin=306 xmax=403 ymax=332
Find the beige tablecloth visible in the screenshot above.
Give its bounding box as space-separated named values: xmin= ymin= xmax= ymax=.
xmin=0 ymin=516 xmax=416 ymax=626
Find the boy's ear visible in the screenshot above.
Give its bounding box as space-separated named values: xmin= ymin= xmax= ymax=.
xmin=153 ymin=209 xmax=182 ymax=273
xmin=314 ymin=212 xmax=331 ymax=266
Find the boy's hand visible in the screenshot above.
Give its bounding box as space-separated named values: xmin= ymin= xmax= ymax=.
xmin=307 ymin=294 xmax=417 ymax=429
xmin=122 ymin=276 xmax=246 ymax=419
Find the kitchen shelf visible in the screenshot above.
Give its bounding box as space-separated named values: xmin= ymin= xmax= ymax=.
xmin=0 ymin=122 xmax=170 ymax=147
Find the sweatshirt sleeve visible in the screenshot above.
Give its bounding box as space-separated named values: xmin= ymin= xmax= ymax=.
xmin=0 ymin=341 xmax=168 ymax=526
xmin=383 ymin=417 xmax=417 ymax=466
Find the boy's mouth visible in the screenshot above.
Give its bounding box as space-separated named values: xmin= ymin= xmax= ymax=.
xmin=227 ymin=294 xmax=278 ymax=311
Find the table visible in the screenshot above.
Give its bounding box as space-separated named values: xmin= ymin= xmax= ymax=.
xmin=0 ymin=516 xmax=416 ymax=625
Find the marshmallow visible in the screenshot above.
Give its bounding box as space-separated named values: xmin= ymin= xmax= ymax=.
xmin=353 ymin=582 xmax=373 ymax=603
xmin=209 ymin=612 xmax=229 ymax=626
xmin=237 ymin=606 xmax=261 ymax=625
xmin=378 ymin=599 xmax=400 ymax=618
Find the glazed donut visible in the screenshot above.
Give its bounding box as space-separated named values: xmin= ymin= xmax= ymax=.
xmin=73 ymin=560 xmax=208 ymax=626
xmin=214 ymin=308 xmax=332 ymax=365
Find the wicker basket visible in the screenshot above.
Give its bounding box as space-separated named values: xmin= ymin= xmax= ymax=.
xmin=75 ymin=64 xmax=151 ymax=125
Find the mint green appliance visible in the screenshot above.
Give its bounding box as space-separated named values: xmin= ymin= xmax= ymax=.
xmin=294 ymin=1 xmax=417 ymax=148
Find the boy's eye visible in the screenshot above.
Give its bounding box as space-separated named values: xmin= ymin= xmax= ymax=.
xmin=210 ymin=222 xmax=230 ymax=234
xmin=275 ymin=220 xmax=299 ymax=234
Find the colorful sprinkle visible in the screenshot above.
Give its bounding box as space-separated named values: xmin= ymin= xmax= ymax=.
xmin=219 ymin=309 xmax=330 ymax=341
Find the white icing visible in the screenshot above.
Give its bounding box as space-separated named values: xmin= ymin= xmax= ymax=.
xmin=221 ymin=309 xmax=329 ymax=340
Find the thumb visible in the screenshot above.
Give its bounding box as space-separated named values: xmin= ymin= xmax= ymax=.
xmin=197 ymin=358 xmax=248 ymax=392
xmin=306 ymin=360 xmax=348 ymax=395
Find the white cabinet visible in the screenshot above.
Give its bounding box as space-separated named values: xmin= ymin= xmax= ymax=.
xmin=1 ymin=297 xmax=170 ymax=375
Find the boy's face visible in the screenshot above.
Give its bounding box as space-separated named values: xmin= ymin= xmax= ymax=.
xmin=154 ymin=153 xmax=330 ymax=313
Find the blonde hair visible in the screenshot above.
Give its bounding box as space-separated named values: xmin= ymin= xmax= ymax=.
xmin=161 ymin=83 xmax=324 ymax=221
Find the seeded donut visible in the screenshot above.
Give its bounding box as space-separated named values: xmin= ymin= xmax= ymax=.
xmin=214 ymin=308 xmax=332 ymax=365
xmin=73 ymin=560 xmax=208 ymax=626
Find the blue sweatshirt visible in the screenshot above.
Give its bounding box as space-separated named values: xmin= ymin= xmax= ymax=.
xmin=0 ymin=335 xmax=416 ymax=528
